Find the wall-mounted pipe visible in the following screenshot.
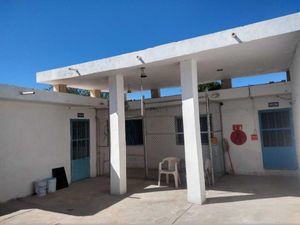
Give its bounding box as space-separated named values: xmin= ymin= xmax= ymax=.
xmin=205 ymin=89 xmax=215 ymax=185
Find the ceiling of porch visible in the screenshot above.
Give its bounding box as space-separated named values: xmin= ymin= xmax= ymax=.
xmin=36 ymin=13 xmax=300 ymax=92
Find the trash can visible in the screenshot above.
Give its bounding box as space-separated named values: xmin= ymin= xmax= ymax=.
xmin=34 ymin=179 xmax=47 ymax=197
xmin=47 ymin=177 xmax=57 ymax=193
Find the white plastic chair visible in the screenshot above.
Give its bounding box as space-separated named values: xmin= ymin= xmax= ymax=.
xmin=158 ymin=157 xmax=181 ymax=188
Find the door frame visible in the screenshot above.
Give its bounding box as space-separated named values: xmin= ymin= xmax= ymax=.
xmin=70 ymin=119 xmax=91 ymax=182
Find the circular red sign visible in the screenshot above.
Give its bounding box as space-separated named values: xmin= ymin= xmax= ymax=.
xmin=230 ymin=130 xmax=247 ymax=145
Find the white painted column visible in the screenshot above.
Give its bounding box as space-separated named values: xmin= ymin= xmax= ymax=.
xmin=109 ymin=74 xmax=127 ymax=194
xmin=180 ymin=59 xmax=206 ymax=204
xmin=290 ymin=43 xmax=300 ymax=172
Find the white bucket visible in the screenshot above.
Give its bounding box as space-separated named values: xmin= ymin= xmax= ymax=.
xmin=34 ymin=180 xmax=47 ymax=197
xmin=47 ymin=177 xmax=57 ymax=193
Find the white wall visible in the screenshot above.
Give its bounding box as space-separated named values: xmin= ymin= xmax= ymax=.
xmin=93 ymin=82 xmax=295 ymax=177
xmin=290 ymin=42 xmax=300 ymax=174
xmin=0 ymin=99 xmax=97 ymax=202
xmin=143 ymin=103 xmax=222 ymax=171
xmin=221 ymin=95 xmax=293 ymax=175
xmin=96 ymin=109 xmax=110 ymax=175
xmin=99 ymin=100 xmax=224 ymax=177
xmin=1 ymin=82 xmax=293 ymax=202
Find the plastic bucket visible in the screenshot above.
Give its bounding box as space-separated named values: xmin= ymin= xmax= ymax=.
xmin=34 ymin=180 xmax=47 ymax=197
xmin=47 ymin=177 xmax=57 ymax=193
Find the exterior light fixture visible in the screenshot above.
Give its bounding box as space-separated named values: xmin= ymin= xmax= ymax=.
xmin=216 ymin=68 xmax=223 ymax=72
xmin=232 ymin=32 xmax=243 ymax=43
xmin=140 ymin=67 xmax=147 ymax=78
xmin=136 ymin=55 xmax=145 ymax=64
xmin=68 ymin=67 xmax=81 ymax=76
xmin=140 ymin=67 xmax=147 ymax=116
xmin=20 ymin=91 xmax=35 ymax=95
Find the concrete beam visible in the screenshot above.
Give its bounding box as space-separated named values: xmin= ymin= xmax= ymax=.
xmin=180 ymin=59 xmax=206 ymax=204
xmin=53 ymin=84 xmax=67 ymax=93
xmin=290 ymin=43 xmax=300 ymax=172
xmin=109 ymin=74 xmax=127 ymax=195
xmin=0 ymin=84 xmax=107 ymax=107
xmin=90 ymin=89 xmax=101 ymax=98
xmin=151 ymin=89 xmax=160 ymax=98
xmin=37 ymin=13 xmax=300 ymax=85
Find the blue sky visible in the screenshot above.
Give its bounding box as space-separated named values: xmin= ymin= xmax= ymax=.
xmin=0 ymin=0 xmax=299 ymax=98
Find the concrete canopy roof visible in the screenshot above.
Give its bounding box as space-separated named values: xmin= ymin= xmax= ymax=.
xmin=37 ymin=13 xmax=300 ymax=91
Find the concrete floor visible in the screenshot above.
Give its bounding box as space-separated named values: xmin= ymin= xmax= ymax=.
xmin=1 ymin=175 xmax=300 ymax=225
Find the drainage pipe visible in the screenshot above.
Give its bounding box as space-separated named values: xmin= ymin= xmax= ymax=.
xmin=206 ymin=89 xmax=215 ymax=185
xmin=95 ymin=108 xmax=100 ymax=176
xmin=219 ymin=102 xmax=227 ymax=175
xmin=143 ymin=104 xmax=149 ymax=179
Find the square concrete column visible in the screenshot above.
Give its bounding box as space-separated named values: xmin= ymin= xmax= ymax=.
xmin=290 ymin=43 xmax=300 ymax=172
xmin=109 ymin=74 xmax=127 ymax=194
xmin=180 ymin=59 xmax=206 ymax=204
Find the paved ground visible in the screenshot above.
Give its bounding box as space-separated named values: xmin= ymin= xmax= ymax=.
xmin=1 ymin=175 xmax=300 ymax=225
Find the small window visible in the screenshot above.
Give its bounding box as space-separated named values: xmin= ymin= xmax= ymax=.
xmin=125 ymin=119 xmax=144 ymax=145
xmin=175 ymin=115 xmax=212 ymax=145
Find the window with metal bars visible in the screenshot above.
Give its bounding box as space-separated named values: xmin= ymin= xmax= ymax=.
xmin=175 ymin=115 xmax=212 ymax=145
xmin=125 ymin=119 xmax=144 ymax=145
xmin=260 ymin=110 xmax=292 ymax=147
xmin=71 ymin=120 xmax=90 ymax=160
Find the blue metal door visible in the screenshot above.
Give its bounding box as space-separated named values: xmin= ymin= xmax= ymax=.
xmin=71 ymin=119 xmax=90 ymax=182
xmin=259 ymin=108 xmax=298 ymax=170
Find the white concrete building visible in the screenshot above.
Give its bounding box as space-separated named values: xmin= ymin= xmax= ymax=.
xmin=1 ymin=13 xmax=300 ymax=204
xmin=0 ymin=81 xmax=293 ymax=202
xmin=0 ymin=85 xmax=107 ymax=202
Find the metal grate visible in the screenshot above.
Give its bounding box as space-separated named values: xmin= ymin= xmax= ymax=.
xmin=175 ymin=115 xmax=212 ymax=145
xmin=126 ymin=119 xmax=144 ymax=145
xmin=71 ymin=120 xmax=90 ymax=160
xmin=261 ymin=110 xmax=290 ymax=129
xmin=260 ymin=110 xmax=292 ymax=147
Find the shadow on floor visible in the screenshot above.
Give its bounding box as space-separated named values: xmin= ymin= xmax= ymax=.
xmin=205 ymin=175 xmax=300 ymax=205
xmin=0 ymin=176 xmax=184 ymax=217
xmin=2 ymin=175 xmax=300 ymax=218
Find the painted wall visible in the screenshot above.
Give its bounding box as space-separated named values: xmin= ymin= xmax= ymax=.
xmin=221 ymin=94 xmax=293 ymax=175
xmin=97 ymin=82 xmax=294 ymax=176
xmin=99 ymin=100 xmax=224 ymax=178
xmin=1 ymin=82 xmax=292 ymax=202
xmin=0 ymin=99 xmax=97 ymax=202
xmin=96 ymin=109 xmax=110 ymax=175
xmin=141 ymin=103 xmax=223 ymax=172
xmin=290 ymin=42 xmax=300 ymax=174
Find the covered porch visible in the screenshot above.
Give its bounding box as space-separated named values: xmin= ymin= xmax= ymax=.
xmin=36 ymin=13 xmax=300 ymax=204
xmin=1 ymin=175 xmax=300 ymax=224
